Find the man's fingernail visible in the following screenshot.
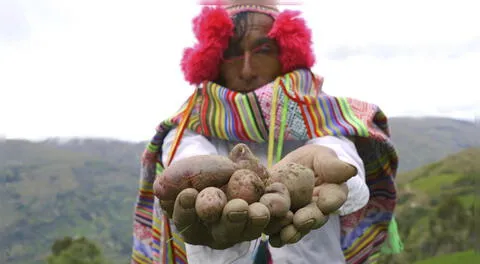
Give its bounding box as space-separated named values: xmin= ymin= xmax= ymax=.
xmin=299 ymin=219 xmax=314 ymax=231
xmin=179 ymin=194 xmax=194 ymax=208
xmin=228 ymin=211 xmax=248 ymax=222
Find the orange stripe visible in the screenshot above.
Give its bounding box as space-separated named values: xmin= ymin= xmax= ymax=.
xmin=173 ymin=243 xmax=187 ymax=261
xmin=167 ymin=91 xmax=198 ymax=166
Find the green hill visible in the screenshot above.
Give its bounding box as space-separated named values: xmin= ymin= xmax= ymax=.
xmin=0 ymin=140 xmax=139 ymax=264
xmin=380 ymin=148 xmax=479 ymax=264
xmin=414 ymin=251 xmax=480 ymax=264
xmin=1 ymin=117 xmax=478 ymax=263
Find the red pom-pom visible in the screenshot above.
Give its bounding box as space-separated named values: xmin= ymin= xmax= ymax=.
xmin=181 ymin=7 xmax=234 ymax=85
xmin=268 ymin=10 xmax=316 ymax=73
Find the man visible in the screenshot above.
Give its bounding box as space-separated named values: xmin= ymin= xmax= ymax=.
xmin=131 ymin=1 xmax=401 ymax=263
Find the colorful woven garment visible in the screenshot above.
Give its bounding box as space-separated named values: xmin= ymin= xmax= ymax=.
xmin=130 ymin=68 xmax=402 ymax=264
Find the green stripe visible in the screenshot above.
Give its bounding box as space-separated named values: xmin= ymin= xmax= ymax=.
xmin=242 ymin=96 xmax=264 ymax=142
xmin=147 ymin=143 xmax=159 ymax=153
xmin=156 ymin=163 xmax=164 ymax=175
xmin=318 ymin=97 xmax=343 ymax=135
xmin=276 ymin=92 xmax=289 ymax=162
xmin=337 ymin=97 xmax=369 ymax=137
xmin=249 ymin=93 xmax=268 ymax=140
xmin=206 ymin=85 xmax=219 ymax=137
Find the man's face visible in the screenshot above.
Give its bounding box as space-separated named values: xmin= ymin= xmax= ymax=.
xmin=218 ymin=12 xmax=282 ymax=93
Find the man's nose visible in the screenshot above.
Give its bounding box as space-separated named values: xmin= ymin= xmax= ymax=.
xmin=239 ymin=53 xmax=258 ymax=83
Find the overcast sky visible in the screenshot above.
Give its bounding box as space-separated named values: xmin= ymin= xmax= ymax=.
xmin=1 ymin=0 xmax=479 ymax=142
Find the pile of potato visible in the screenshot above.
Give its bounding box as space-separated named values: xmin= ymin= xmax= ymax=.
xmin=155 ymin=143 xmax=349 ymax=245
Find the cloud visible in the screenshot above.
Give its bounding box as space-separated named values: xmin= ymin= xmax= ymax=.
xmin=0 ymin=0 xmax=31 ymax=42
xmin=0 ymin=0 xmax=478 ymax=141
xmin=326 ymin=37 xmax=480 ymax=60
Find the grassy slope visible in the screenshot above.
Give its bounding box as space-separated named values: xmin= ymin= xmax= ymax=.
xmin=1 ymin=117 xmax=479 ymax=263
xmin=0 ymin=140 xmax=138 ymax=264
xmin=414 ymin=251 xmax=480 ymax=264
xmin=383 ymin=148 xmax=479 ymax=263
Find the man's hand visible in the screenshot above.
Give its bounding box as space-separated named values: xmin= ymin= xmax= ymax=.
xmin=154 ymin=143 xmax=273 ymax=249
xmin=264 ymin=144 xmax=356 ymax=247
xmin=164 ymin=188 xmax=270 ymax=249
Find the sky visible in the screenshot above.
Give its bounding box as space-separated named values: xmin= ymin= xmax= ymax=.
xmin=1 ymin=0 xmax=479 ymax=142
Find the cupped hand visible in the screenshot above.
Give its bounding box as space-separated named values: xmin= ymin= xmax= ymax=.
xmin=166 ymin=188 xmax=270 ymax=249
xmin=264 ymin=144 xmax=356 ymax=247
xmin=154 ymin=142 xmax=273 ymax=249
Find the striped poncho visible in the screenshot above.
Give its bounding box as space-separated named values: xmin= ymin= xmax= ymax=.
xmin=131 ymin=69 xmax=402 ymax=264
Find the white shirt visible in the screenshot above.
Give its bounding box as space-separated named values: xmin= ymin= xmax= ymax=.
xmin=159 ymin=128 xmax=369 ymax=264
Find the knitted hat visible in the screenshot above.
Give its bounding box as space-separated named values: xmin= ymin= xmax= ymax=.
xmin=182 ymin=0 xmax=315 ymax=85
xmin=224 ymin=0 xmax=280 ymax=17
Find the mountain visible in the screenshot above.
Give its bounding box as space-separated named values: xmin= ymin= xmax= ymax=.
xmin=0 ymin=140 xmax=139 ymax=264
xmin=41 ymin=117 xmax=479 ymax=174
xmin=379 ymin=147 xmax=479 ymax=264
xmin=388 ymin=117 xmax=479 ymax=172
xmin=1 ymin=117 xmax=479 ymax=263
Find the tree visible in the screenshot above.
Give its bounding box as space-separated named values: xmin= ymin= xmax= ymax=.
xmin=47 ymin=236 xmax=107 ymax=264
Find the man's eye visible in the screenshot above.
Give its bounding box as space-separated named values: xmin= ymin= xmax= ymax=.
xmin=224 ymin=48 xmax=244 ymax=60
xmin=253 ymin=43 xmax=272 ymax=53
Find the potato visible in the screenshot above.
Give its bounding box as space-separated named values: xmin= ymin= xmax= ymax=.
xmin=267 ymin=162 xmax=315 ymax=211
xmin=154 ymin=155 xmax=236 ymax=200
xmin=259 ymin=182 xmax=291 ymax=217
xmin=229 ymin=143 xmax=270 ymax=182
xmin=226 ymin=169 xmax=265 ymax=204
xmin=313 ymin=183 xmax=348 ymax=214
xmin=195 ymin=187 xmax=228 ymax=223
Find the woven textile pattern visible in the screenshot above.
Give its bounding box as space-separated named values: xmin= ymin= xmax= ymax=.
xmin=131 ymin=69 xmax=398 ymax=264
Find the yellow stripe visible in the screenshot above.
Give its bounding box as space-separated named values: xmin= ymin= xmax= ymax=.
xmin=267 ymin=79 xmax=281 ymax=168
xmin=215 ymin=84 xmax=228 ymax=140
xmin=172 ymin=232 xmax=187 ymax=260
xmin=318 ymin=98 xmax=343 ymax=135
xmin=235 ymin=94 xmax=255 ymax=140
xmin=367 ymin=252 xmax=381 ymax=264
xmin=172 ymin=232 xmax=186 ymax=244
xmin=304 ymin=96 xmax=322 ymax=137
xmin=311 ymin=99 xmax=335 ymax=136
xmin=167 ymin=92 xmax=197 ymax=165
xmin=344 ymin=225 xmax=384 ymax=259
xmin=242 ymin=95 xmax=263 ymax=141
xmin=211 ymin=84 xmax=224 ymax=139
xmin=132 ymin=250 xmax=152 ymax=264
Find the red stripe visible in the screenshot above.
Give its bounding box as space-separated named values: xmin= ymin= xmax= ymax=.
xmin=173 ymin=244 xmax=187 ymax=260
xmin=280 ymin=79 xmax=313 ymax=138
xmin=164 ymin=216 xmax=174 ymax=264
xmin=324 ymin=99 xmax=349 ymax=135
xmin=152 ymin=225 xmax=161 ymax=237
xmin=304 ymin=96 xmax=319 ymax=137
xmin=135 ymin=210 xmax=153 ymax=219
xmin=334 ymin=97 xmax=360 ymax=135
xmin=200 ymin=84 xmax=211 ymax=137
xmin=311 ymin=99 xmax=329 ymax=136
xmin=227 ymin=89 xmax=249 ymax=140
xmin=327 ymin=97 xmax=358 ymax=135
